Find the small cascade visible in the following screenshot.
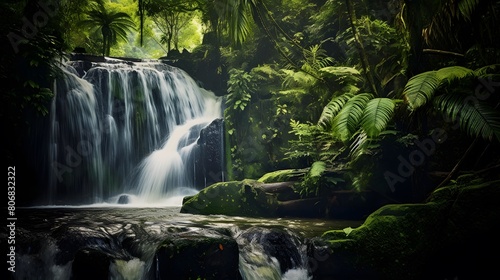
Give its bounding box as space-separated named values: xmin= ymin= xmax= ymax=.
xmin=234 ymin=227 xmax=312 ymax=280
xmin=130 ymin=118 xmax=214 ymax=204
xmin=48 ymin=60 xmax=222 ymax=205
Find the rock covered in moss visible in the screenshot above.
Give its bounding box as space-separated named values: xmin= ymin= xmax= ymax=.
xmin=312 ymin=179 xmax=500 ymax=280
xmin=180 ymin=179 xmax=279 ymax=217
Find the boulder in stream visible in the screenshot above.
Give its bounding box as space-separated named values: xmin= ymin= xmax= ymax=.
xmin=181 ymin=179 xmax=279 ymax=217
xmin=153 ymin=231 xmax=241 ymax=280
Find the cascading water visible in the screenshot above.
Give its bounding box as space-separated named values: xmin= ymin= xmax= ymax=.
xmin=7 ymin=57 xmax=364 ymax=280
xmin=12 ymin=208 xmax=338 ymax=280
xmin=48 ymin=59 xmax=222 ymax=205
xmin=234 ymin=227 xmax=312 ymax=280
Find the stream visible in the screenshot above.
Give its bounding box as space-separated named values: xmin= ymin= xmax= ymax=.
xmin=6 ymin=206 xmax=362 ymax=280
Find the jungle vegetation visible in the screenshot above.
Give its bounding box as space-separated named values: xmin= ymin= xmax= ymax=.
xmin=2 ymin=0 xmax=499 ymax=204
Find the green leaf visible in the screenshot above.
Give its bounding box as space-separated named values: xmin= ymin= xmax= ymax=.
xmin=343 ymin=227 xmax=354 ymax=236
xmin=309 ymin=161 xmax=326 ymax=178
xmin=318 ymin=93 xmax=354 ymax=129
xmin=332 ymin=93 xmax=373 ymax=141
xmin=458 ymin=0 xmax=480 ymax=21
xmin=403 ymin=71 xmax=440 ymax=110
xmin=434 ymin=93 xmax=500 ymax=141
xmin=360 ymin=98 xmax=396 ymax=138
xmin=436 ymin=66 xmax=473 ymax=83
xmin=319 ymin=66 xmax=361 ymax=76
xmin=474 ymin=64 xmax=500 ymax=76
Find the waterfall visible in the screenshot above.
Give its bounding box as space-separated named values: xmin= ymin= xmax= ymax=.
xmin=48 ymin=60 xmax=222 ymax=205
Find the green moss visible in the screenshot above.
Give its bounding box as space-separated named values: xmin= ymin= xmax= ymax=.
xmin=319 ymin=179 xmax=500 ymax=279
xmin=181 ymin=180 xmax=279 ymax=217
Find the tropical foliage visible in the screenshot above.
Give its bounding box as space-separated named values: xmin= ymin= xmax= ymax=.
xmin=2 ymin=0 xmax=499 ymax=205
xmin=81 ymin=3 xmax=136 ymax=56
xmin=403 ymin=65 xmax=500 ymax=141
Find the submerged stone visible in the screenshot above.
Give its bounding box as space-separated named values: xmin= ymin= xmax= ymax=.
xmin=153 ymin=232 xmax=241 ymax=280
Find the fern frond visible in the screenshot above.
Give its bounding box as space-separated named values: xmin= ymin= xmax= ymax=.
xmin=282 ymin=70 xmax=316 ymax=88
xmin=332 ymin=93 xmax=374 ymax=141
xmin=403 ymin=71 xmax=440 ymax=110
xmin=278 ymin=89 xmax=307 ymax=95
xmin=436 ymin=66 xmax=473 ymax=83
xmin=458 ymin=0 xmax=480 ymax=21
xmin=434 ymin=93 xmax=500 ymax=141
xmin=318 ymin=93 xmax=354 ymax=129
xmin=360 ymin=98 xmax=396 ymax=138
xmin=349 ymin=131 xmax=371 ymax=158
xmin=319 ymin=66 xmax=361 ymax=76
xmin=474 ymin=64 xmax=500 ymax=76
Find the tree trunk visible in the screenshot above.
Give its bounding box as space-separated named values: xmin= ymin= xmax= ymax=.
xmin=345 ymin=0 xmax=378 ymax=96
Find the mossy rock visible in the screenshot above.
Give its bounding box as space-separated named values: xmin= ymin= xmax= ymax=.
xmin=315 ymin=179 xmax=500 ymax=280
xmin=180 ymin=179 xmax=279 ymax=217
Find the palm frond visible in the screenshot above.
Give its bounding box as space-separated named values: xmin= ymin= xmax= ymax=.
xmin=222 ymin=0 xmax=254 ymax=45
xmin=434 ymin=93 xmax=500 ymax=141
xmin=332 ymin=93 xmax=373 ymax=141
xmin=403 ymin=71 xmax=440 ymax=110
xmin=360 ymin=98 xmax=396 ymax=138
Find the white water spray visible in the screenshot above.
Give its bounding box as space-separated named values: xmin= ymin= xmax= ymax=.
xmin=49 ymin=61 xmax=222 ymax=205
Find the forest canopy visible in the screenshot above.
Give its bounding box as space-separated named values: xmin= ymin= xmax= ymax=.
xmin=1 ymin=0 xmax=499 ymax=205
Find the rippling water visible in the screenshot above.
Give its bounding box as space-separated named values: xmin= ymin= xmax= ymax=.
xmin=6 ymin=207 xmax=362 ymax=279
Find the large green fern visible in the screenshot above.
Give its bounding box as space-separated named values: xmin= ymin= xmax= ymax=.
xmin=319 ymin=92 xmax=397 ymax=141
xmin=402 ymin=71 xmax=440 ymax=110
xmin=403 ymin=65 xmax=500 ymax=141
xmin=318 ymin=93 xmax=354 ymax=129
xmin=434 ymin=93 xmax=500 ymax=141
xmin=332 ymin=93 xmax=374 ymax=141
xmin=403 ymin=66 xmax=474 ymax=110
xmin=361 ymin=98 xmax=397 ymax=138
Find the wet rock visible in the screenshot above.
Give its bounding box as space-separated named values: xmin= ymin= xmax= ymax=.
xmin=240 ymin=228 xmax=303 ymax=273
xmin=71 ymin=248 xmax=113 ymax=280
xmin=153 ymin=231 xmax=241 ymax=280
xmin=180 ymin=179 xmax=279 ymax=217
xmin=194 ymin=118 xmax=225 ymax=189
xmin=117 ymin=194 xmax=130 ymax=204
xmin=317 ymin=179 xmax=500 ymax=280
